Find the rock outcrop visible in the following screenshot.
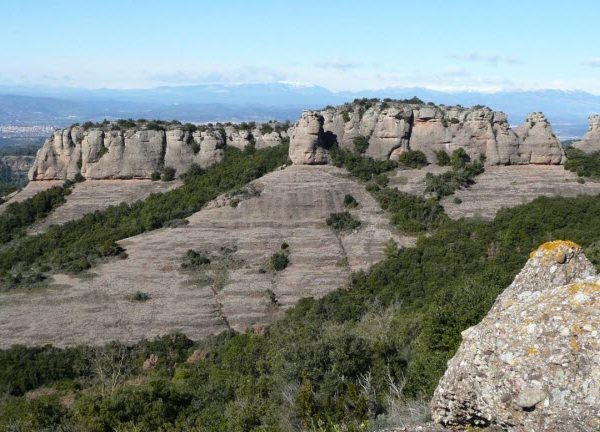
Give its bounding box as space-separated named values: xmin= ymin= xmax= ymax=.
xmin=28 ymin=121 xmax=288 ymax=181
xmin=0 ymin=155 xmax=34 ymax=180
xmin=288 ymin=111 xmax=330 ymax=164
xmin=291 ymin=101 xmax=565 ymax=166
xmin=513 ymin=112 xmax=565 ymax=164
xmin=431 ymin=240 xmax=599 ymax=432
xmin=573 ymin=115 xmax=600 ymax=153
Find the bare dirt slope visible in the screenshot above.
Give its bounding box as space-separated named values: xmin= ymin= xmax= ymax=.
xmin=28 ymin=179 xmax=182 ymax=234
xmin=0 ymin=165 xmax=413 ymax=348
xmin=0 ymin=180 xmax=63 ymax=214
xmin=441 ymin=165 xmax=600 ymax=219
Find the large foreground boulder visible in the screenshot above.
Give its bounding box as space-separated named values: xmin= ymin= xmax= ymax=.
xmin=288 ymin=111 xmax=330 ymax=164
xmin=574 ymin=115 xmax=600 ymax=153
xmin=431 ymin=240 xmax=599 ymax=432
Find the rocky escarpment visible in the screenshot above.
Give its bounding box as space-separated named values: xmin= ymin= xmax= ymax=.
xmin=28 ymin=121 xmax=289 ymax=181
xmin=573 ymin=114 xmax=600 ymax=153
xmin=296 ymin=99 xmax=564 ymax=165
xmin=431 ymin=241 xmax=599 ymax=431
xmin=288 ymin=111 xmax=330 ymax=164
xmin=0 ymin=155 xmax=34 ymax=181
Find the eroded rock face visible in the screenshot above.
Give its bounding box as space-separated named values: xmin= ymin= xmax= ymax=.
xmin=0 ymin=155 xmax=34 ymax=180
xmin=514 ymin=112 xmax=565 ymax=164
xmin=314 ymin=102 xmax=564 ymax=165
xmin=573 ymin=115 xmax=600 ymax=153
xmin=289 ymin=111 xmax=329 ymax=164
xmin=29 ymin=122 xmax=288 ymax=180
xmin=431 ymin=240 xmax=599 ymax=432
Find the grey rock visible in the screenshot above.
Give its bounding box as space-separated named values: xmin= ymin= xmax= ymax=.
xmin=315 ymin=101 xmax=564 ymax=166
xmin=289 ymin=111 xmax=329 ymax=164
xmin=29 ymin=121 xmax=287 ymax=180
xmin=514 ymin=388 xmax=547 ymax=409
xmin=431 ymin=240 xmax=600 ymax=431
xmin=0 ymin=155 xmax=34 ymax=180
xmin=573 ymin=115 xmax=600 ymax=153
xmin=514 ymin=112 xmax=565 ymax=164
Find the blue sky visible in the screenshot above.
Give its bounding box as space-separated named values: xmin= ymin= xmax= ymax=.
xmin=1 ymin=0 xmax=599 ymax=92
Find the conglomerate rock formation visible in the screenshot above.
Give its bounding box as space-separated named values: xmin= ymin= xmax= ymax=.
xmin=300 ymin=100 xmax=565 ymax=165
xmin=28 ymin=121 xmax=289 ymax=181
xmin=431 ymin=240 xmax=600 ymax=432
xmin=573 ymin=114 xmax=600 ymax=153
xmin=28 ymin=100 xmax=568 ymax=181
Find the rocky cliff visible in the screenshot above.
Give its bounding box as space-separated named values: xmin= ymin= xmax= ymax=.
xmin=28 ymin=121 xmax=289 ymax=181
xmin=292 ymin=100 xmax=565 ymax=165
xmin=0 ymin=155 xmax=34 ymax=181
xmin=29 ymin=100 xmax=568 ymax=181
xmin=431 ymin=240 xmax=599 ymax=431
xmin=573 ymin=114 xmax=600 ymax=153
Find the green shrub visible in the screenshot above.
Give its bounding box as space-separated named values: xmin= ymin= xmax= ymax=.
xmin=270 ymin=251 xmax=289 ymax=271
xmin=374 ymin=187 xmax=448 ymax=232
xmin=326 ymin=211 xmax=361 ymax=231
xmin=280 ymin=241 xmax=289 ymax=250
xmin=398 ymin=150 xmax=428 ymax=168
xmin=564 ymin=147 xmax=600 ymax=178
xmin=425 ymin=159 xmax=484 ymax=198
xmin=435 ymin=150 xmax=451 ymax=166
xmin=181 ymin=249 xmax=211 ymax=270
xmin=343 ymin=194 xmax=358 ymax=208
xmin=190 ymin=140 xmax=201 ymax=154
xmin=353 ymin=136 xmax=370 ymax=154
xmin=451 ymin=148 xmax=470 ymax=169
xmin=0 ymin=184 xmax=72 ymax=244
xmin=260 ymin=123 xmax=274 ymax=135
xmin=126 ymin=291 xmax=151 ymax=302
xmin=329 ymin=146 xmax=398 ymax=182
xmin=161 ymin=166 xmax=176 ymax=182
xmin=151 ymin=171 xmax=161 ymax=181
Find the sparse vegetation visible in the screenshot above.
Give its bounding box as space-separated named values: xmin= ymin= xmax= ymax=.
xmin=0 ymin=144 xmax=289 ymax=289
xmin=126 ymin=291 xmax=151 ymax=302
xmin=161 ymin=166 xmax=176 ymax=181
xmin=4 ymin=193 xmax=600 ymax=430
xmin=353 ymin=135 xmax=370 ymax=154
xmin=0 ymin=182 xmax=73 ymax=244
xmin=181 ymin=249 xmax=211 ymax=270
xmin=398 ymin=150 xmax=428 ymax=168
xmin=422 ymin=149 xmax=485 ymax=199
xmin=326 ymin=211 xmax=361 ymax=231
xmin=343 ymin=194 xmax=359 ymax=208
xmin=564 ymin=147 xmax=600 ymax=178
xmin=270 ymin=251 xmax=289 ymax=271
xmin=435 ymin=150 xmax=451 ymax=166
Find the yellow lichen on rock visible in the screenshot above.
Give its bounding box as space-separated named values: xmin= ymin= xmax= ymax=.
xmin=529 ymin=240 xmax=581 ymax=259
xmin=567 ymin=281 xmax=600 ymax=295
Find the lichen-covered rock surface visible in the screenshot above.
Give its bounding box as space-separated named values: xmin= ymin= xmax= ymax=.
xmin=431 ymin=240 xmax=600 ymax=432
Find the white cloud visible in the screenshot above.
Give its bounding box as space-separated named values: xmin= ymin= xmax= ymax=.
xmin=584 ymin=58 xmax=600 ymax=67
xmin=149 ymin=66 xmax=286 ymax=85
xmin=314 ymin=58 xmax=363 ymax=71
xmin=450 ymin=52 xmax=521 ymax=65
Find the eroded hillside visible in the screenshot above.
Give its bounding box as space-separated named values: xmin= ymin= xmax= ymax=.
xmin=0 ymin=165 xmax=412 ymax=347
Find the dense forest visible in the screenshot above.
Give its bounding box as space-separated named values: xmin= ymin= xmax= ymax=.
xmin=2 ymin=142 xmax=600 ymax=430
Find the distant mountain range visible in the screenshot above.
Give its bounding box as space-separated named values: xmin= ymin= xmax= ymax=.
xmin=1 ymin=83 xmax=599 ymax=139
